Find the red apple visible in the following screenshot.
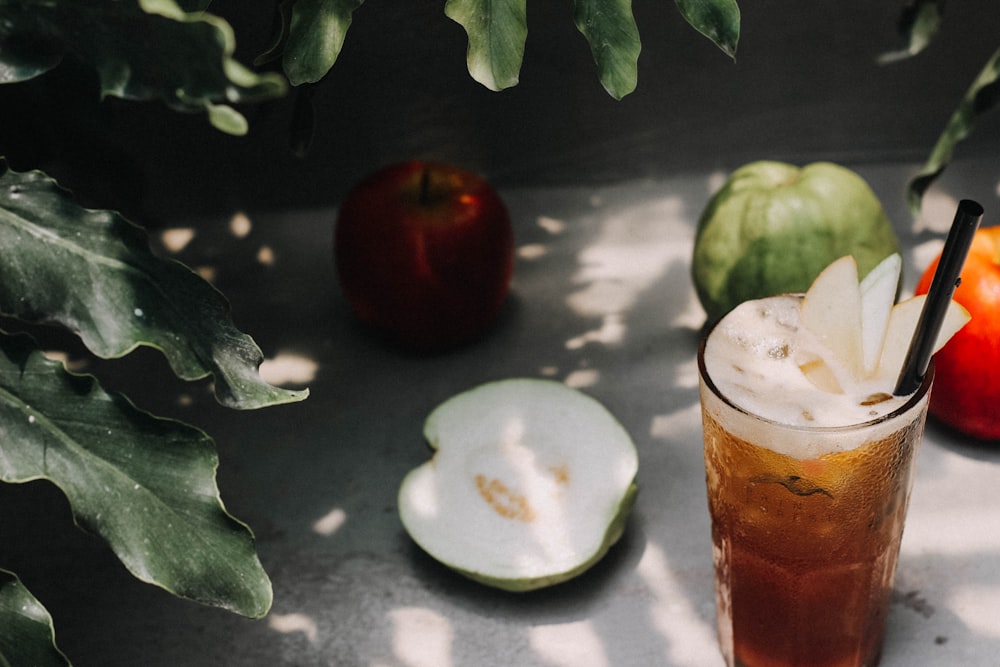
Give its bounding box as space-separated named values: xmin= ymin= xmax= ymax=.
xmin=915 ymin=225 xmax=1000 ymax=441
xmin=334 ymin=161 xmax=514 ymax=352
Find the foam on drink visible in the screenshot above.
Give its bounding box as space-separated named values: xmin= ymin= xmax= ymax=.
xmin=703 ymin=295 xmax=912 ymax=457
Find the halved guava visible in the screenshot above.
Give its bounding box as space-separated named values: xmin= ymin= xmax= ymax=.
xmin=398 ymin=378 xmax=639 ymax=592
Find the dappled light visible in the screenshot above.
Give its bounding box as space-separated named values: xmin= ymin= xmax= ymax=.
xmin=671 ymin=292 xmax=707 ymax=331
xmin=564 ymin=367 xmax=600 ymax=388
xmin=907 ymin=498 xmax=1000 ymax=556
xmin=312 ymin=507 xmax=347 ymax=537
xmin=909 ymin=190 xmax=961 ymax=287
xmin=537 ymin=215 xmax=567 ymax=235
xmin=214 ymin=170 xmax=1000 ymax=664
xmin=650 ymin=403 xmax=701 ymax=441
xmin=259 ymin=352 xmax=318 ymax=386
xmin=912 ymin=190 xmax=959 ymax=235
xmin=637 ymin=543 xmax=718 ymax=666
xmin=41 ymin=349 xmax=90 ymax=373
xmin=42 ymin=165 xmax=992 ymax=664
xmin=267 ymin=611 xmax=319 ymax=643
xmin=159 ymin=227 xmax=196 ymax=253
xmin=706 ymin=170 xmax=728 ymax=194
xmin=950 ymin=585 xmax=1000 ymax=638
xmin=518 ymin=243 xmax=549 ymax=260
xmin=912 ymin=239 xmax=946 ymax=280
xmin=257 ymin=245 xmax=275 ymax=266
xmin=529 ymin=619 xmax=611 ymax=667
xmin=389 ymin=607 xmax=454 ymax=667
xmin=674 ymin=356 xmax=701 ymax=392
xmin=229 ymin=212 xmax=252 ymax=238
xmin=194 ymin=265 xmax=217 ymax=283
xmin=565 ymin=313 xmax=625 ymax=349
xmin=564 ymin=195 xmax=693 ymax=351
xmin=494 ymin=414 xmax=577 ymax=569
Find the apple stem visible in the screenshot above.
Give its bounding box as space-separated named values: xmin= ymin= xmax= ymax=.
xmin=419 ymin=167 xmax=431 ymax=206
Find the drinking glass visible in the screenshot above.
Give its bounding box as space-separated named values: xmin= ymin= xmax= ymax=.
xmin=698 ymin=334 xmax=933 ymax=667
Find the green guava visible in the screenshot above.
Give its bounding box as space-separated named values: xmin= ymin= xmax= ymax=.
xmin=691 ymin=161 xmax=901 ymax=324
xmin=397 ymin=378 xmax=639 ymax=592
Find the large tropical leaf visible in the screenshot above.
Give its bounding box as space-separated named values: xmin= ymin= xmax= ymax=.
xmin=445 ymin=0 xmax=528 ymax=91
xmin=574 ymin=0 xmax=641 ymax=100
xmin=675 ymin=0 xmax=740 ymax=59
xmin=907 ymin=48 xmax=1000 ymax=213
xmin=877 ymin=0 xmax=943 ymax=64
xmin=0 ymin=569 xmax=69 ymax=667
xmin=0 ymin=163 xmax=307 ymax=410
xmin=0 ymin=0 xmax=286 ymax=135
xmin=0 ymin=331 xmax=273 ymax=617
xmin=279 ymin=0 xmax=366 ymax=85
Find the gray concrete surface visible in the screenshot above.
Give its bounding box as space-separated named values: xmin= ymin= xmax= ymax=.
xmin=3 ymin=158 xmax=998 ymax=666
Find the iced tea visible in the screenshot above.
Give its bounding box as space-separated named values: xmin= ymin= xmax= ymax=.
xmin=698 ymin=295 xmax=932 ymax=667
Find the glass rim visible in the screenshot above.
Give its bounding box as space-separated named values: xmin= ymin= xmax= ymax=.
xmin=697 ymin=314 xmax=935 ymax=434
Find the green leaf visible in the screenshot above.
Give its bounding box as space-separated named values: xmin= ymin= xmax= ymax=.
xmin=445 ymin=0 xmax=528 ymax=91
xmin=907 ymin=47 xmax=1000 ymax=213
xmin=174 ymin=0 xmax=212 ymax=11
xmin=281 ymin=0 xmax=366 ymax=85
xmin=877 ymin=0 xmax=944 ymax=64
xmin=675 ymin=0 xmax=740 ymax=59
xmin=0 ymin=331 xmax=273 ymax=618
xmin=0 ymin=164 xmax=308 ymax=410
xmin=255 ymin=0 xmax=297 ymax=68
xmin=0 ymin=569 xmax=70 ymax=667
xmin=0 ymin=0 xmax=286 ymax=135
xmin=573 ymin=0 xmax=641 ymax=100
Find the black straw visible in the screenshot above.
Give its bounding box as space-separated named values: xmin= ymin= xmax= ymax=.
xmin=894 ymin=199 xmax=984 ymax=395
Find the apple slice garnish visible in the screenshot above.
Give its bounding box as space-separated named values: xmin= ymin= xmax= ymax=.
xmin=797 ymin=355 xmax=844 ymax=393
xmin=873 ymin=294 xmax=971 ymax=389
xmin=798 ymin=253 xmax=971 ymax=396
xmin=859 ymin=254 xmax=901 ymax=376
xmin=800 ymin=255 xmax=864 ymax=383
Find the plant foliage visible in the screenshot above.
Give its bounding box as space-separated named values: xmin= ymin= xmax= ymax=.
xmin=0 ymin=331 xmax=275 ymax=617
xmin=906 ymin=47 xmax=1000 ymax=212
xmin=573 ymin=0 xmax=642 ymax=100
xmin=0 ymin=0 xmax=300 ymax=661
xmin=254 ymin=0 xmax=366 ymax=87
xmin=0 ymin=0 xmax=995 ymax=663
xmin=445 ymin=0 xmax=529 ymax=93
xmin=878 ymin=0 xmax=999 ymax=212
xmin=0 ymin=160 xmax=295 ymax=660
xmin=0 ymin=166 xmax=306 ymax=411
xmin=0 ymin=0 xmax=287 ymax=134
xmin=266 ymin=0 xmax=740 ymax=99
xmin=0 ymin=570 xmax=69 ymax=666
xmin=675 ymin=0 xmax=741 ymax=60
xmin=878 ymin=0 xmax=943 ymax=64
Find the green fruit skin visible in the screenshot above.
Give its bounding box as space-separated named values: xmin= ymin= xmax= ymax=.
xmin=692 ymin=161 xmax=901 ymax=323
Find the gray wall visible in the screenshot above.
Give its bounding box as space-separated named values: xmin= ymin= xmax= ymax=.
xmin=3 ymin=0 xmax=998 ymax=220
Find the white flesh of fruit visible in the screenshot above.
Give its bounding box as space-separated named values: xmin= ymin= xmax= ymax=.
xmin=800 ymin=255 xmax=864 ymax=388
xmin=872 ymin=293 xmax=971 ymax=389
xmin=398 ymin=378 xmax=638 ymax=592
xmin=859 ymin=253 xmax=901 ymax=375
xmin=799 ymin=253 xmax=970 ymax=395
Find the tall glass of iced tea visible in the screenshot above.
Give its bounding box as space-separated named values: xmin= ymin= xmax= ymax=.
xmin=698 ymin=294 xmax=933 ymax=667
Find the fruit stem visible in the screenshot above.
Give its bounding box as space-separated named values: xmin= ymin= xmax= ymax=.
xmin=419 ymin=167 xmax=431 ymax=206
